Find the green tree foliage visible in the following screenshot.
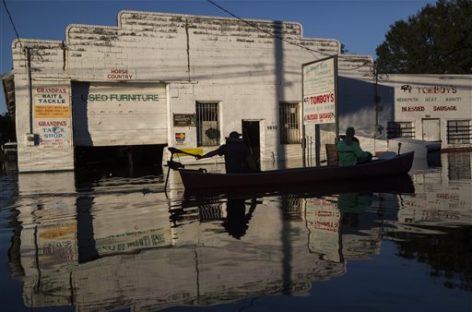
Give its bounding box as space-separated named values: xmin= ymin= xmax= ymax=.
xmin=376 ymin=0 xmax=472 ymax=74
xmin=0 ymin=112 xmax=16 ymax=144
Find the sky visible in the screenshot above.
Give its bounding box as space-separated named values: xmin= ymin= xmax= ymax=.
xmin=0 ymin=0 xmax=437 ymax=114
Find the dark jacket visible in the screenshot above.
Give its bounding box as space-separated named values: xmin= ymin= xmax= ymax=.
xmin=215 ymin=140 xmax=252 ymax=173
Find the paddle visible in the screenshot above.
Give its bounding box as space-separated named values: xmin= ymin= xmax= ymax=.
xmin=168 ymin=147 xmax=201 ymax=158
xmin=165 ymin=147 xmax=202 ymax=192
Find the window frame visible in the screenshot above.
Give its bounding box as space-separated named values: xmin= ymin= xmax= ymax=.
xmin=196 ymin=101 xmax=220 ymax=147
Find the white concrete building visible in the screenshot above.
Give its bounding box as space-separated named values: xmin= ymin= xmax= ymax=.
xmin=2 ymin=11 xmax=379 ymax=172
xmin=377 ymin=74 xmax=471 ymax=151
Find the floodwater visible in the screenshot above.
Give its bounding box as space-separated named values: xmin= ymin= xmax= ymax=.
xmin=0 ymin=153 xmax=471 ymax=312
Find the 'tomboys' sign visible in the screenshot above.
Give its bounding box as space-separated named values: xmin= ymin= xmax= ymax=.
xmin=395 ymin=83 xmax=467 ymax=115
xmin=302 ymin=56 xmax=337 ymax=125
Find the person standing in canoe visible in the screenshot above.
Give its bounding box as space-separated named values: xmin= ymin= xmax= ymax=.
xmin=336 ymin=127 xmax=372 ymax=166
xmin=196 ymin=131 xmax=258 ymax=173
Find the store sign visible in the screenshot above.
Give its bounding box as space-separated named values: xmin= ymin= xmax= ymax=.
xmin=173 ymin=114 xmax=196 ymax=127
xmin=86 ymin=83 xmax=163 ymax=104
xmin=36 ymin=120 xmax=71 ymax=146
xmin=395 ymin=83 xmax=469 ymax=115
xmin=87 ymin=94 xmax=159 ymax=102
xmin=105 ymin=68 xmax=134 ymax=80
xmin=302 ymin=56 xmax=337 ymax=125
xmin=33 ymin=86 xmax=70 ymax=118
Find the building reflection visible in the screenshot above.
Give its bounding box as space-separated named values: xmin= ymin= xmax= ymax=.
xmin=8 ymin=154 xmax=472 ymax=311
xmin=396 ymin=153 xmax=472 ymax=228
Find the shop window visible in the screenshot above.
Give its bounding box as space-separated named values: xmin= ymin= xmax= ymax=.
xmin=387 ymin=121 xmax=414 ymax=139
xmin=196 ymin=102 xmax=220 ymax=146
xmin=279 ymin=102 xmax=301 ymax=144
xmin=447 ymin=120 xmax=471 ymax=144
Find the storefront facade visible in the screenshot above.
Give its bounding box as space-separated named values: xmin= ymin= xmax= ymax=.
xmin=379 ymin=74 xmax=472 ymax=150
xmin=4 ymin=11 xmax=377 ymax=172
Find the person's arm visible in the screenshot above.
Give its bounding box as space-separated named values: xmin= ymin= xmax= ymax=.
xmin=351 ymin=142 xmax=370 ymax=158
xmin=196 ymin=146 xmax=223 ymax=159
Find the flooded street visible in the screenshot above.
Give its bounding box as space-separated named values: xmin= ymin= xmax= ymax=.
xmin=0 ymin=153 xmax=471 ymax=312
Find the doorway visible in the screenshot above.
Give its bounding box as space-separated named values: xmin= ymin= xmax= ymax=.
xmin=242 ymin=120 xmax=261 ymax=170
xmin=422 ymin=118 xmax=441 ymax=141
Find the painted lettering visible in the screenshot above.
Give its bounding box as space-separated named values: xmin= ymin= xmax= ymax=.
xmin=396 ymin=97 xmax=419 ymax=102
xmin=401 ymin=106 xmax=425 ymax=112
xmin=36 ymin=87 xmax=67 ymax=93
xmin=306 ymin=93 xmax=335 ymax=105
xmin=38 ymin=121 xmax=67 ymax=127
xmin=433 ymin=106 xmax=457 ymax=111
xmin=319 ymin=112 xmax=334 ymax=119
xmin=88 ymin=94 xmax=159 ymax=102
xmin=416 ymin=86 xmax=457 ymax=94
xmin=107 ymin=73 xmax=133 ymax=79
xmin=304 ymin=113 xmax=318 ymax=121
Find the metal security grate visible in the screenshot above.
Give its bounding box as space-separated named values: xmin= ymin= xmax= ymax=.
xmin=279 ymin=103 xmax=301 ymax=144
xmin=196 ymin=102 xmax=220 ymax=146
xmin=447 ymin=120 xmax=471 ymax=144
xmin=387 ymin=121 xmax=415 ymax=139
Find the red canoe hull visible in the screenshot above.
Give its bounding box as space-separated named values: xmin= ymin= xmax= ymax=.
xmin=178 ymin=152 xmax=414 ymax=191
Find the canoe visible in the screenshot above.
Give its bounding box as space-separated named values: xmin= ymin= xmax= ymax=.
xmin=177 ymin=151 xmax=414 ymax=191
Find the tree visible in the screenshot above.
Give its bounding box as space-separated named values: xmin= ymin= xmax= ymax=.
xmin=376 ymin=0 xmax=472 ymax=74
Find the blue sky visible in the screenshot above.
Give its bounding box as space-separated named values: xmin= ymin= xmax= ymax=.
xmin=0 ymin=0 xmax=436 ymax=114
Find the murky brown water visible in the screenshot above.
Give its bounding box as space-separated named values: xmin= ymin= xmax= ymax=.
xmin=0 ymin=153 xmax=471 ymax=311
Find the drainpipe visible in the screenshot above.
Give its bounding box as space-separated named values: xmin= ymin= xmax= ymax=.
xmin=26 ymin=47 xmax=33 ymax=134
xmin=374 ymin=61 xmax=379 ymax=154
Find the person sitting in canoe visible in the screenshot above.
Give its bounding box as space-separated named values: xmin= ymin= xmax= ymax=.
xmin=196 ymin=131 xmax=258 ymax=173
xmin=336 ymin=127 xmax=372 ymax=166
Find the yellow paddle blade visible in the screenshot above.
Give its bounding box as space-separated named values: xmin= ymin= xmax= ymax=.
xmin=174 ymin=148 xmax=204 ymax=157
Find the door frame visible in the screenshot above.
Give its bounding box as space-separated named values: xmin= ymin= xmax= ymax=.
xmin=421 ymin=118 xmax=441 ymax=141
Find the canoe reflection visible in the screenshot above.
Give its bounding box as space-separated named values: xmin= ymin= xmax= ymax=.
xmin=182 ymin=174 xmax=415 ymax=199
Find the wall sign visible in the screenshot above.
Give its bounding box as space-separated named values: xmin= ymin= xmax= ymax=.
xmin=395 ymin=83 xmax=469 ymax=115
xmin=36 ymin=120 xmax=71 ymax=146
xmin=105 ymin=68 xmax=134 ymax=80
xmin=175 ymin=132 xmax=186 ymax=144
xmin=33 ymin=86 xmax=70 ymax=118
xmin=173 ymin=114 xmax=196 ymax=127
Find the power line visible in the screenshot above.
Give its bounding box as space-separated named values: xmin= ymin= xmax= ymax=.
xmin=2 ymin=0 xmax=23 ymax=48
xmin=205 ymin=0 xmax=372 ymax=71
xmin=206 ymin=0 xmax=325 ymax=57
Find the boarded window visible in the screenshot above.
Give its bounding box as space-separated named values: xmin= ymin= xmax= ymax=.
xmin=279 ymin=103 xmax=301 ymax=144
xmin=387 ymin=121 xmax=415 ymax=139
xmin=447 ymin=120 xmax=471 ymax=144
xmin=196 ymin=102 xmax=220 ymax=146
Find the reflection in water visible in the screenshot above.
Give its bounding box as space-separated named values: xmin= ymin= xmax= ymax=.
xmin=448 ymin=152 xmax=471 ymax=180
xmin=223 ymin=198 xmax=257 ymax=239
xmin=3 ymin=152 xmax=472 ymax=311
